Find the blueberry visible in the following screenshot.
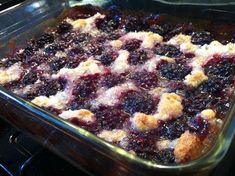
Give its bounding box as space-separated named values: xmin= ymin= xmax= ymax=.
xmin=191 ymin=31 xmax=213 ymax=45
xmin=22 ymin=72 xmax=38 ymax=85
xmin=96 ymin=14 xmax=121 ymax=32
xmin=122 ymin=39 xmax=142 ymax=52
xmin=199 ymin=79 xmax=222 ymax=94
xmin=126 ymin=131 xmax=156 ymax=152
xmin=160 ymin=117 xmax=188 ymax=140
xmin=45 ymin=45 xmax=57 ymax=55
xmin=149 ymin=23 xmax=172 ymax=36
xmin=68 ymin=47 xmax=84 ymax=56
xmin=183 ymin=91 xmax=213 ymax=116
xmin=37 ymin=79 xmax=64 ymax=96
xmin=131 ymin=71 xmax=158 ymax=89
xmin=74 ymin=33 xmax=91 ymax=44
xmin=205 ymin=58 xmax=235 ymax=78
xmin=73 ymin=75 xmax=99 ymax=98
xmin=153 ymin=149 xmax=175 ymax=164
xmin=160 ymin=62 xmax=191 ymax=80
xmin=99 ymin=52 xmax=117 ymax=66
xmin=69 ymin=98 xmax=90 ymax=110
xmin=101 ymin=74 xmax=124 ymax=88
xmin=57 ymin=22 xmax=72 ymax=34
xmin=49 ymin=57 xmax=67 ymax=71
xmin=96 ymin=35 xmax=107 ymax=44
xmin=66 ymin=56 xmax=86 ymax=69
xmin=188 ymin=116 xmax=208 ymax=135
xmin=36 ymin=33 xmax=54 ymax=48
xmin=123 ymin=92 xmax=155 ymax=114
xmin=24 ymin=45 xmax=35 ymax=56
xmin=165 ymin=23 xmax=194 ymax=40
xmin=95 ymin=107 xmax=130 ymax=130
xmin=87 ymin=44 xmax=103 ymax=55
xmin=128 ymin=50 xmax=149 ymax=65
xmin=155 ymin=44 xmax=181 ymax=57
xmin=124 ymin=16 xmax=143 ymax=32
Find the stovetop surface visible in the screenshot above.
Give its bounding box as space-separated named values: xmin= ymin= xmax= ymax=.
xmin=0 ymin=119 xmax=89 ymax=176
xmin=0 ymin=118 xmax=235 ymax=176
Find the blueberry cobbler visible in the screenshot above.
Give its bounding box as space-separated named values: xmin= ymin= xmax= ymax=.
xmin=0 ymin=5 xmax=235 ymax=164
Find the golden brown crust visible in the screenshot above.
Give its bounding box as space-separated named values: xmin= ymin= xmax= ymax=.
xmin=155 ymin=93 xmax=183 ymax=121
xmin=184 ymin=70 xmax=208 ymax=87
xmin=201 ymin=109 xmax=216 ymax=120
xmin=174 ymin=131 xmax=203 ymax=163
xmin=131 ymin=113 xmax=158 ymax=131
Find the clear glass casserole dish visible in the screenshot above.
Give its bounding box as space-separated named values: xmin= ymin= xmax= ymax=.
xmin=0 ymin=0 xmax=235 ymax=175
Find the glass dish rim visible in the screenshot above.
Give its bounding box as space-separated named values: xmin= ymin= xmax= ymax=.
xmin=0 ymin=0 xmax=235 ymax=171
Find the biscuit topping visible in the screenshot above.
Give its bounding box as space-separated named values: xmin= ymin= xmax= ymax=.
xmin=155 ymin=93 xmax=183 ymax=121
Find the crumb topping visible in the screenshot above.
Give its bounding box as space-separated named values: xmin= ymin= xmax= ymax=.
xmin=201 ymin=109 xmax=216 ymax=120
xmin=111 ymin=50 xmax=130 ymax=73
xmin=121 ymin=31 xmax=163 ymax=49
xmin=156 ymin=139 xmax=178 ymax=150
xmin=131 ymin=113 xmax=158 ymax=131
xmin=0 ymin=63 xmax=22 ymax=84
xmin=149 ymin=87 xmax=168 ymax=97
xmin=110 ymin=40 xmax=123 ymax=49
xmin=59 ymin=109 xmax=95 ymax=122
xmin=94 ymin=82 xmax=137 ymax=107
xmin=53 ymin=58 xmax=105 ymax=81
xmin=98 ymin=129 xmax=127 ymax=142
xmin=31 ymin=91 xmax=70 ymax=110
xmin=155 ymin=93 xmax=183 ymax=121
xmin=184 ymin=70 xmax=208 ymax=87
xmin=174 ymin=131 xmax=203 ymax=162
xmin=67 ymin=13 xmax=105 ymax=34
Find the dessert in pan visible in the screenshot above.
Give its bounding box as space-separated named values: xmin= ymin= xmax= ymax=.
xmin=0 ymin=5 xmax=234 ymax=164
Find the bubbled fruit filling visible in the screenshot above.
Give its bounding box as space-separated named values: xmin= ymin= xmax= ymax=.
xmin=0 ymin=5 xmax=235 ymax=164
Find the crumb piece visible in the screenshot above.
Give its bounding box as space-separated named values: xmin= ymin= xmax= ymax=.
xmin=142 ymin=32 xmax=163 ymax=48
xmin=0 ymin=63 xmax=22 ymax=84
xmin=110 ymin=40 xmax=123 ymax=49
xmin=129 ymin=150 xmax=136 ymax=155
xmin=167 ymin=34 xmax=191 ymax=45
xmin=159 ymin=56 xmax=176 ymax=63
xmin=190 ymin=56 xmax=206 ymax=69
xmin=156 ymin=139 xmax=178 ymax=150
xmin=155 ymin=93 xmax=183 ymax=121
xmin=121 ymin=32 xmax=163 ymax=49
xmin=111 ymin=50 xmax=130 ymax=73
xmin=31 ymin=96 xmax=49 ymax=107
xmin=143 ymin=56 xmax=175 ymax=72
xmin=149 ymin=87 xmax=167 ymax=97
xmin=174 ymin=131 xmax=203 ymax=162
xmin=67 ymin=13 xmax=105 ymax=34
xmin=94 ymin=82 xmax=137 ymax=107
xmin=31 ymin=91 xmax=69 ymax=110
xmin=59 ymin=109 xmax=95 ymax=122
xmin=53 ymin=58 xmax=105 ymax=81
xmin=201 ymin=109 xmax=216 ymax=120
xmin=68 ymin=18 xmax=86 ymax=29
xmin=184 ymin=70 xmax=208 ymax=87
xmin=131 ymin=113 xmax=158 ymax=131
xmin=98 ymin=129 xmax=127 ymax=142
xmin=180 ymin=42 xmax=198 ymax=53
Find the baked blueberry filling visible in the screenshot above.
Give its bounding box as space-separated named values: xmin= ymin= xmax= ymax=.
xmin=0 ymin=5 xmax=234 ymax=164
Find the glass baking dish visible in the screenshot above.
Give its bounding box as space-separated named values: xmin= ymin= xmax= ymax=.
xmin=0 ymin=0 xmax=235 ymax=175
